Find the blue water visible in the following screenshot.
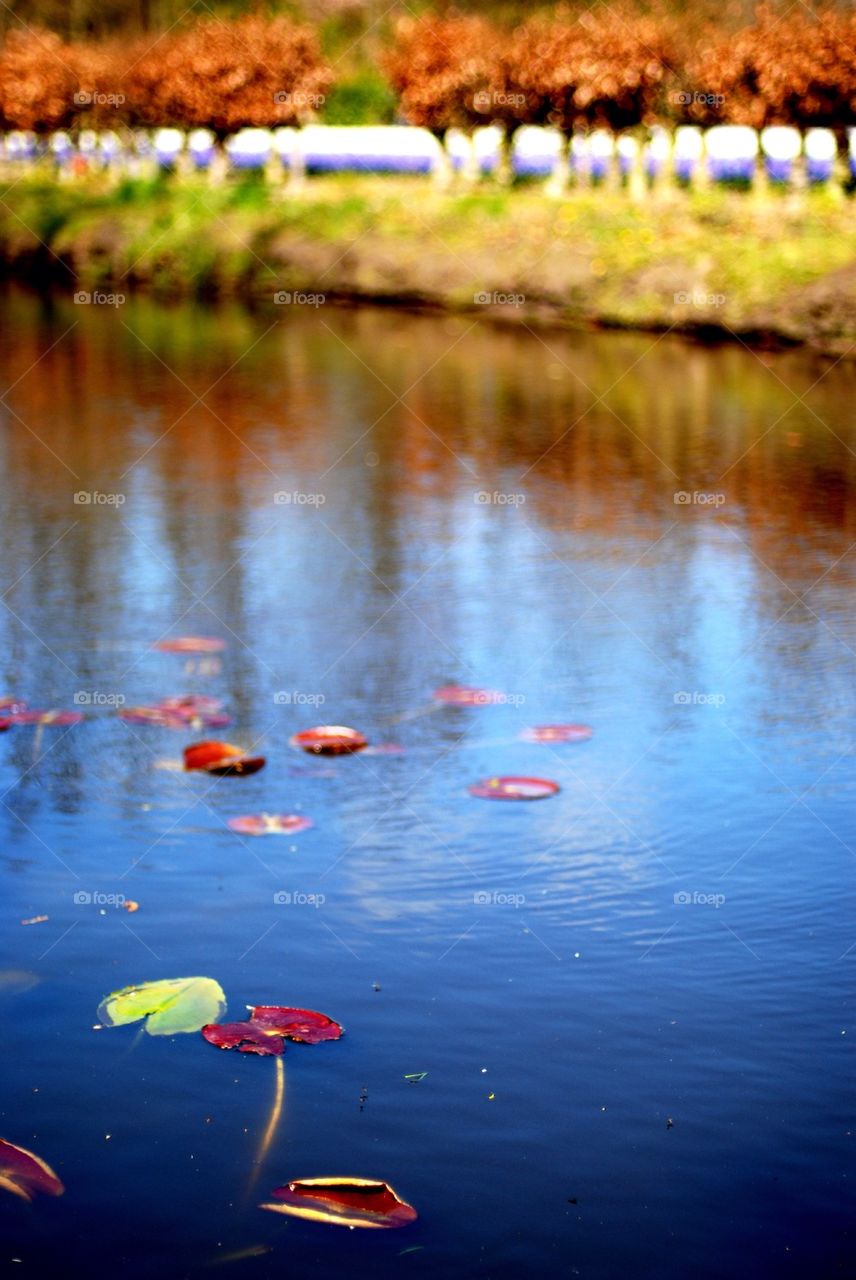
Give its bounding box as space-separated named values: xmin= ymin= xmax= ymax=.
xmin=0 ymin=288 xmax=854 ymax=1278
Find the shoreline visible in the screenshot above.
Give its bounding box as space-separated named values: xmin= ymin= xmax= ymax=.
xmin=1 ymin=173 xmax=855 ymax=357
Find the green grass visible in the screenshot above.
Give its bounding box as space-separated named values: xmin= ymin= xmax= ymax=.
xmin=0 ymin=168 xmax=853 ymax=348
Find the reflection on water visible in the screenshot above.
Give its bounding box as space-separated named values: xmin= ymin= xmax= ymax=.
xmin=0 ymin=285 xmax=854 ymax=1279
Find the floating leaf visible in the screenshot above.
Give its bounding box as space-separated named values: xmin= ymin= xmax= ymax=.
xmin=97 ymin=976 xmax=226 ymax=1036
xmin=184 ymin=741 xmax=265 ymax=776
xmin=249 ymin=1006 xmax=343 ymax=1043
xmin=290 ymin=726 xmax=368 ymax=756
xmin=155 ymin=637 xmax=225 ymax=653
xmin=121 ymin=696 xmax=230 ymax=729
xmin=469 ymin=775 xmax=560 ymax=800
xmin=433 ymin=684 xmax=503 ymax=706
xmin=5 ymin=709 xmax=84 ymax=726
xmin=228 ymin=814 xmax=314 ymax=837
xmin=0 ymin=1139 xmax=64 ymax=1202
xmin=20 ymin=915 xmax=48 ymax=926
xmin=203 ymin=1004 xmax=341 ymax=1055
xmin=520 ymin=724 xmax=593 ymax=743
xmin=260 ymin=1177 xmax=417 ymax=1229
xmin=202 ymin=1021 xmax=284 ymax=1056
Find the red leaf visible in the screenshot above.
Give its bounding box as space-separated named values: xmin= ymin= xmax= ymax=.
xmin=227 ymin=814 xmax=313 ymax=836
xmin=156 ymin=637 xmax=225 ymax=653
xmin=469 ymin=775 xmax=560 ymax=800
xmin=184 ymin=741 xmax=265 ymax=775
xmin=5 ymin=710 xmax=84 ymax=726
xmin=201 ymin=1021 xmax=284 ymax=1055
xmin=249 ymin=1006 xmax=343 ymax=1043
xmin=289 ymin=726 xmax=368 ymax=756
xmin=0 ymin=1138 xmax=64 ymax=1202
xmin=261 ymin=1177 xmax=417 ymax=1228
xmin=520 ymin=724 xmax=593 ymax=743
xmin=433 ymin=684 xmax=503 ymax=706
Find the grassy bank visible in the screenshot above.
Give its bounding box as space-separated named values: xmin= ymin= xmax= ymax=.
xmin=2 ymin=171 xmax=856 ymax=354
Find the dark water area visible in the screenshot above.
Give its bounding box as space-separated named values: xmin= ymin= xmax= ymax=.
xmin=0 ymin=285 xmax=854 ymax=1279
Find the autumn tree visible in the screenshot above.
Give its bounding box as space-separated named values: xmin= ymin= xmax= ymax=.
xmin=0 ymin=28 xmax=76 ymax=133
xmin=123 ymin=14 xmax=332 ymax=140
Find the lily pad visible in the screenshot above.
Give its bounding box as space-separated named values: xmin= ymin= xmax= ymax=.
xmin=155 ymin=637 xmax=225 ymax=653
xmin=202 ymin=1021 xmax=284 ymax=1056
xmin=0 ymin=1139 xmax=64 ymax=1202
xmin=202 ymin=1005 xmax=342 ymax=1053
xmin=97 ymin=976 xmax=226 ymax=1036
xmin=520 ymin=724 xmax=593 ymax=743
xmin=469 ymin=775 xmax=560 ymax=800
xmin=433 ymin=684 xmax=503 ymax=706
xmin=260 ymin=1177 xmax=417 ymax=1229
xmin=184 ymin=741 xmax=265 ymax=776
xmin=227 ymin=814 xmax=313 ymax=837
xmin=290 ymin=726 xmax=368 ymax=756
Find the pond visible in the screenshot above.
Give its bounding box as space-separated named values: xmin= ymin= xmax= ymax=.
xmin=0 ymin=285 xmax=854 ymax=1278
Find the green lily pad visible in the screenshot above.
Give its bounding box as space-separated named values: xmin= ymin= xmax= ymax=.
xmin=97 ymin=976 xmax=226 ymax=1036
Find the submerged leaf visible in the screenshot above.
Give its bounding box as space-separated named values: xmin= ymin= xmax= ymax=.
xmin=97 ymin=976 xmax=226 ymax=1036
xmin=0 ymin=1139 xmax=64 ymax=1202
xmin=260 ymin=1177 xmax=417 ymax=1229
xmin=5 ymin=709 xmax=84 ymax=726
xmin=121 ymin=696 xmax=230 ymax=729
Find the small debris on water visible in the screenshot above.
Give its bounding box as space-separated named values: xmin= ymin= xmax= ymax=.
xmin=20 ymin=915 xmax=48 ymax=926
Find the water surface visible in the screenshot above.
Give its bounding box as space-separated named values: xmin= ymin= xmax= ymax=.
xmin=0 ymin=287 xmax=854 ymax=1278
